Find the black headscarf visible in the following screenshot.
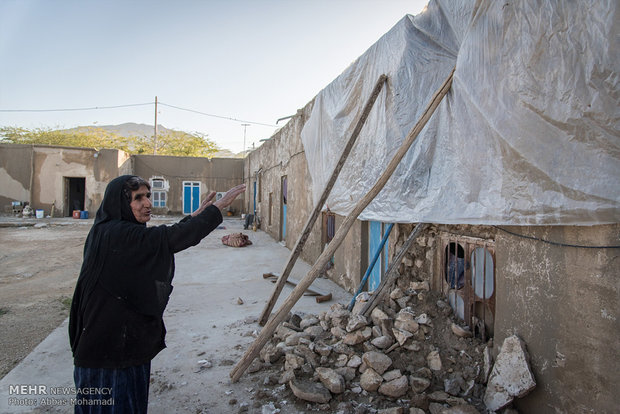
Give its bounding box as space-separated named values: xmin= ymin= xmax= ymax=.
xmin=69 ymin=175 xmax=175 ymax=349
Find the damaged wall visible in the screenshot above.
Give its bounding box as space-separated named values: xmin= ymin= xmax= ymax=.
xmin=494 ymin=224 xmax=620 ymax=413
xmin=244 ymin=104 xmax=365 ymax=292
xmin=0 ymin=144 xmax=129 ymax=217
xmin=0 ymin=144 xmax=33 ymax=208
xmin=133 ymin=154 xmax=244 ymax=215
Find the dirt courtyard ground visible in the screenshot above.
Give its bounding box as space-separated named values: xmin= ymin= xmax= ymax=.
xmin=0 ymin=218 xmax=91 ymax=379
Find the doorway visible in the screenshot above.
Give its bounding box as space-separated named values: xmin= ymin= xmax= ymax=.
xmin=183 ymin=181 xmax=200 ymax=215
xmin=280 ymin=176 xmax=287 ymax=241
xmin=64 ymin=177 xmax=85 ymax=216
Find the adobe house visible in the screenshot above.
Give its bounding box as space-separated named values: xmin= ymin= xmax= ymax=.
xmin=0 ymin=143 xmax=245 ymax=217
xmin=244 ymin=1 xmax=619 ymax=412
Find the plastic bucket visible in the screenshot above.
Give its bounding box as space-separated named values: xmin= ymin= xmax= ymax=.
xmin=80 ymin=211 xmax=89 ymax=219
xmin=72 ymin=210 xmax=81 ymax=219
xmin=35 ymin=209 xmax=44 ymax=219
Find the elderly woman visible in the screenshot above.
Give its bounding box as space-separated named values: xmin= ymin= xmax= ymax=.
xmin=69 ymin=175 xmax=244 ymax=413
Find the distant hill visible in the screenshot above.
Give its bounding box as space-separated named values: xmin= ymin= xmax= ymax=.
xmin=65 ymin=123 xmax=243 ymax=158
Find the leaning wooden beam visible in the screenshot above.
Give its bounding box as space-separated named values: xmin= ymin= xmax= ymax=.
xmin=360 ymin=223 xmax=428 ymax=317
xmin=230 ymin=68 xmax=454 ymax=382
xmin=258 ymin=74 xmax=388 ymax=326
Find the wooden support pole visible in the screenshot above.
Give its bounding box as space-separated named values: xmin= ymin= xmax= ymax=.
xmin=230 ymin=68 xmax=454 ymax=383
xmin=258 ymin=74 xmax=388 ymax=326
xmin=360 ymin=223 xmax=428 ymax=317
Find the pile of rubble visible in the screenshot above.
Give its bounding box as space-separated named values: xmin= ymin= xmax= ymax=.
xmin=242 ymin=278 xmax=535 ymax=413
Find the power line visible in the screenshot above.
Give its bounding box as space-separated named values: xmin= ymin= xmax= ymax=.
xmin=158 ymin=102 xmax=278 ymax=127
xmin=493 ymin=226 xmax=620 ymax=249
xmin=0 ymin=102 xmax=154 ymax=112
xmin=0 ymin=101 xmax=279 ymax=128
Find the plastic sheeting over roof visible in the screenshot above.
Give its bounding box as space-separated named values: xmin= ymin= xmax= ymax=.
xmin=300 ymin=0 xmax=620 ymax=225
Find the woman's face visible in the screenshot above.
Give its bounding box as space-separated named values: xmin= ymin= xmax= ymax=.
xmin=130 ymin=185 xmax=152 ymax=223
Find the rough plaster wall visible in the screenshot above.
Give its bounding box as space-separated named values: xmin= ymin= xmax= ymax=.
xmin=245 ymin=102 xmax=369 ymax=293
xmin=34 ymin=147 xmax=99 ymax=215
xmin=495 ymin=224 xmax=620 ymax=413
xmin=0 ymin=145 xmax=32 ymax=206
xmin=133 ymin=155 xmax=244 ymax=215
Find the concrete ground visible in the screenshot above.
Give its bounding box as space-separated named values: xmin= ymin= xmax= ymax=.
xmin=0 ymin=217 xmax=351 ymax=413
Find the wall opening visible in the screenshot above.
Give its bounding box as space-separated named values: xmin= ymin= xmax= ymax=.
xmin=322 ymin=211 xmax=336 ymax=271
xmin=438 ymin=233 xmax=496 ymax=340
xmin=280 ymin=176 xmax=287 ymax=241
xmin=268 ymin=192 xmax=273 ymax=226
xmin=64 ymin=177 xmax=85 ymax=216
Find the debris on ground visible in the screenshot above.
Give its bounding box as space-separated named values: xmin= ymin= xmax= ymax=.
xmin=241 ymin=275 xmax=535 ymax=413
xmin=222 ymin=233 xmax=253 ymax=247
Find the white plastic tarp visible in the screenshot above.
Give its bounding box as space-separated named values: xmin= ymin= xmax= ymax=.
xmin=300 ymin=0 xmax=620 ymax=225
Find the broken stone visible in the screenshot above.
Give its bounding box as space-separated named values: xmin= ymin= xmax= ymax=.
xmin=346 ymin=314 xmax=369 ymax=332
xmin=289 ymin=313 xmax=302 ymax=328
xmin=279 ymin=369 xmax=295 ymax=384
xmin=390 ymin=287 xmax=405 ymax=300
xmin=360 ymin=368 xmax=383 ymax=392
xmin=346 ymin=355 xmax=362 ymax=368
xmin=330 ymin=326 xmax=347 ymax=339
xmin=261 ymin=401 xmax=279 ymax=414
xmin=444 ymin=376 xmax=464 ymax=396
xmin=350 ymin=385 xmax=362 ymax=394
xmin=380 ymin=318 xmax=396 ymax=340
xmin=316 ymin=367 xmax=345 ymax=394
xmin=284 ymin=354 xmax=305 ymax=371
xmin=394 ymin=309 xmax=420 ymax=333
xmin=260 ymin=343 xmax=283 ymax=363
xmin=396 ymin=296 xmax=410 ymax=309
xmin=343 ymin=326 xmax=372 ymax=345
xmin=482 ymin=347 xmax=492 ymax=383
xmin=484 ymin=335 xmax=536 ymax=411
xmin=403 ymin=341 xmax=422 ymax=352
xmin=382 ymin=369 xmax=402 ymax=382
xmin=275 ymin=325 xmax=297 ymax=340
xmin=294 ymin=345 xmax=318 ymax=368
xmin=332 ymin=342 xmax=354 ymax=355
xmin=429 ymin=403 xmax=448 ymax=414
xmin=300 ymin=316 xmax=319 ymax=330
xmin=410 ymin=409 xmax=426 ymax=414
xmin=237 ymin=297 xmax=244 ymax=305
xmin=285 ymin=332 xmax=311 ymax=346
xmin=409 ymin=376 xmax=431 ymax=393
xmin=371 ymin=335 xmax=394 ymax=349
xmin=443 ymin=405 xmax=480 ymax=414
xmin=314 ymin=342 xmax=332 ymax=357
xmin=378 ymin=407 xmax=405 ymax=414
xmin=304 ymin=325 xmax=326 ymax=339
xmin=370 ymin=307 xmax=390 ymax=326
xmin=378 ymin=375 xmax=409 ymax=398
xmin=248 ymin=358 xmax=263 ymax=373
xmin=451 ymin=323 xmax=472 ymax=338
xmin=427 ymin=350 xmax=442 ymax=371
xmin=392 ymin=328 xmax=414 ymax=346
xmin=335 ymin=354 xmax=349 ymax=367
xmin=415 ymin=313 xmax=432 ymax=326
xmin=334 ymin=367 xmax=356 ymax=382
xmin=362 ymin=351 xmax=392 ymax=375
xmin=410 ymin=280 xmax=430 ymax=291
xmin=288 ymin=379 xmax=331 ymax=404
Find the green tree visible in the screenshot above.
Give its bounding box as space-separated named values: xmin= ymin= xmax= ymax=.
xmin=0 ymin=126 xmax=220 ymax=157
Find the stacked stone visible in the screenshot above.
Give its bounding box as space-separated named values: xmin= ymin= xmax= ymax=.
xmin=253 ymin=283 xmax=493 ymax=413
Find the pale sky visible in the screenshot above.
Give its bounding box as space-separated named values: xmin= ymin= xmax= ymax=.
xmin=0 ymin=0 xmax=428 ymax=153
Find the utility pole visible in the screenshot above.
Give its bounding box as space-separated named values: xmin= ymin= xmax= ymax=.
xmin=154 ymin=96 xmax=158 ymax=155
xmin=241 ymin=123 xmax=250 ymax=155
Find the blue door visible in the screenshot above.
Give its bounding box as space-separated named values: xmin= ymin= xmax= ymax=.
xmin=183 ymin=182 xmax=200 ymax=214
xmin=368 ymin=221 xmax=390 ymax=291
